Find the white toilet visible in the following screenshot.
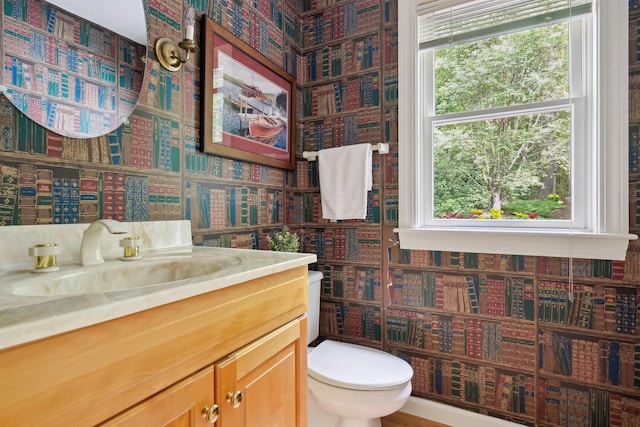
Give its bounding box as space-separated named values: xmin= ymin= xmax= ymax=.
xmin=306 ymin=270 xmax=413 ymax=427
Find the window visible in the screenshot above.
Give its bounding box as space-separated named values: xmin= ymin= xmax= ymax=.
xmin=397 ymin=0 xmax=635 ymax=260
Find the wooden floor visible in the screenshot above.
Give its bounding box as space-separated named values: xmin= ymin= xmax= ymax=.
xmin=382 ymin=411 xmax=452 ymax=427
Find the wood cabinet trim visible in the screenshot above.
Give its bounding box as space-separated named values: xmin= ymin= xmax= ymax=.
xmin=219 ymin=317 xmax=302 ymax=379
xmin=99 ymin=366 xmax=215 ymax=427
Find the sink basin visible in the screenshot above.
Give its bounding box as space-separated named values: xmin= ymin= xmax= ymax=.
xmin=10 ymin=255 xmax=240 ymax=297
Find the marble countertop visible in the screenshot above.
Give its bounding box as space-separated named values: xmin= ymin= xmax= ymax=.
xmin=0 ymin=246 xmax=316 ymax=350
xmin=0 ymin=221 xmax=316 ymax=350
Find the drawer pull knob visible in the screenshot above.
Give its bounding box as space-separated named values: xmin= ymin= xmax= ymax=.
xmin=226 ymin=391 xmax=243 ymax=408
xmin=202 ymin=404 xmax=219 ymax=423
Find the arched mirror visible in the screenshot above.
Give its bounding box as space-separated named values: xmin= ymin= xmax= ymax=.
xmin=0 ymin=0 xmax=148 ymax=139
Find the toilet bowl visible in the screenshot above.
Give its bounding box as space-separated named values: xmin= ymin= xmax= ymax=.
xmin=307 ymin=271 xmax=413 ymax=427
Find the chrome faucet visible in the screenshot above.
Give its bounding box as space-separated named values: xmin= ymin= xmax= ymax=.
xmin=81 ymin=219 xmax=128 ymax=265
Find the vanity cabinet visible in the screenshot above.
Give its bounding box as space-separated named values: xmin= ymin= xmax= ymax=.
xmin=101 ymin=318 xmax=306 ymax=427
xmin=214 ymin=318 xmax=303 ymax=426
xmin=0 ymin=266 xmax=308 ymax=427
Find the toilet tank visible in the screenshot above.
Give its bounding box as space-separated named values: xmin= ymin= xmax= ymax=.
xmin=307 ymin=270 xmax=323 ymax=344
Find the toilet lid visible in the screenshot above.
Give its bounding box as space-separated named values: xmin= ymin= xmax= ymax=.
xmin=308 ymin=340 xmax=413 ymax=391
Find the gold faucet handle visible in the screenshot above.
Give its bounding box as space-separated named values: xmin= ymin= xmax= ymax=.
xmin=28 ymin=243 xmax=60 ymax=272
xmin=119 ymin=237 xmax=142 ymax=261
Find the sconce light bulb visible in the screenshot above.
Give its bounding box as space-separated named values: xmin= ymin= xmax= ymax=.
xmin=185 ymin=7 xmax=195 ymax=40
xmin=186 ymin=7 xmax=195 ymax=24
xmin=156 ymin=6 xmax=199 ymax=72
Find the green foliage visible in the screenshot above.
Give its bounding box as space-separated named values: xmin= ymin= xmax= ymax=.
xmin=503 ymin=199 xmax=563 ymax=218
xmin=267 ymin=226 xmax=300 ymax=252
xmin=435 ymin=24 xmax=569 ymax=114
xmin=432 ymin=22 xmax=571 ymax=215
xmin=434 ymin=156 xmax=490 ymax=217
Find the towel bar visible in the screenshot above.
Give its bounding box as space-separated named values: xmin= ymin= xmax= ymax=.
xmin=302 ymin=143 xmax=389 ymax=161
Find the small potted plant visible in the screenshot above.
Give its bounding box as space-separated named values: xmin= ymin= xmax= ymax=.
xmin=267 ymin=226 xmax=300 ymax=252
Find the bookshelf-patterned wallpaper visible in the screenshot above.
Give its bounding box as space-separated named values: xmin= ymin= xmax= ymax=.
xmin=298 ymin=1 xmax=640 ymax=427
xmin=0 ymin=0 xmax=304 ymax=245
xmin=1 ymin=1 xmax=640 ymax=426
xmin=291 ymin=0 xmax=397 ymax=354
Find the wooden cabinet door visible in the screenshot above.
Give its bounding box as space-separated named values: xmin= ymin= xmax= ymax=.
xmin=100 ymin=366 xmax=217 ymax=427
xmin=215 ymin=316 xmax=308 ymax=427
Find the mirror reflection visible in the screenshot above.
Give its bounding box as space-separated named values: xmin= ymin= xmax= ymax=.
xmin=0 ymin=0 xmax=148 ymax=139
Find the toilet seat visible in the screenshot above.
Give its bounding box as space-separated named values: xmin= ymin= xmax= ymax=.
xmin=308 ymin=340 xmax=413 ymax=391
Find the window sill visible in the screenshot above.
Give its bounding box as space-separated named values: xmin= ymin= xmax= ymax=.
xmin=394 ymin=228 xmax=637 ymax=260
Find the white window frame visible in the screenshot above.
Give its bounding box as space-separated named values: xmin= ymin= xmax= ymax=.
xmin=396 ymin=0 xmax=635 ymax=260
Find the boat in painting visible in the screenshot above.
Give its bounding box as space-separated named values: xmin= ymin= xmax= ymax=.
xmin=223 ymin=85 xmax=287 ymax=145
xmin=248 ymin=115 xmax=284 ymax=141
xmin=238 ymin=94 xmax=284 ymax=122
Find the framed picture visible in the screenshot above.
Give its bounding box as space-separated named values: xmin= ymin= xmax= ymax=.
xmin=200 ymin=16 xmax=296 ymax=170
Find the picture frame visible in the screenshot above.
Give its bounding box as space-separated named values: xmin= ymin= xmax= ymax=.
xmin=200 ymin=16 xmax=296 ymax=170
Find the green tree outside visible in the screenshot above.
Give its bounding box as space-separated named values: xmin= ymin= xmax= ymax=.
xmin=432 ymin=23 xmax=571 ymax=219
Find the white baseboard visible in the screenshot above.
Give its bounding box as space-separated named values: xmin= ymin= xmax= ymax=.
xmin=400 ymin=397 xmax=523 ymax=427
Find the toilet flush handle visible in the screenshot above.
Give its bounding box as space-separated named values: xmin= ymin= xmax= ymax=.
xmin=226 ymin=390 xmax=243 ymax=408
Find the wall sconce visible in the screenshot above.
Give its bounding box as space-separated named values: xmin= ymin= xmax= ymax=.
xmin=155 ymin=7 xmax=198 ymax=72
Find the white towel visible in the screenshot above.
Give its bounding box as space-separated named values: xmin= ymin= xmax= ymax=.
xmin=317 ymin=144 xmax=372 ymax=221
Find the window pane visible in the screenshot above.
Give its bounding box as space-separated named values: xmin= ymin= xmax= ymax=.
xmin=432 ymin=110 xmax=571 ymax=220
xmin=434 ymin=23 xmax=569 ymax=114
